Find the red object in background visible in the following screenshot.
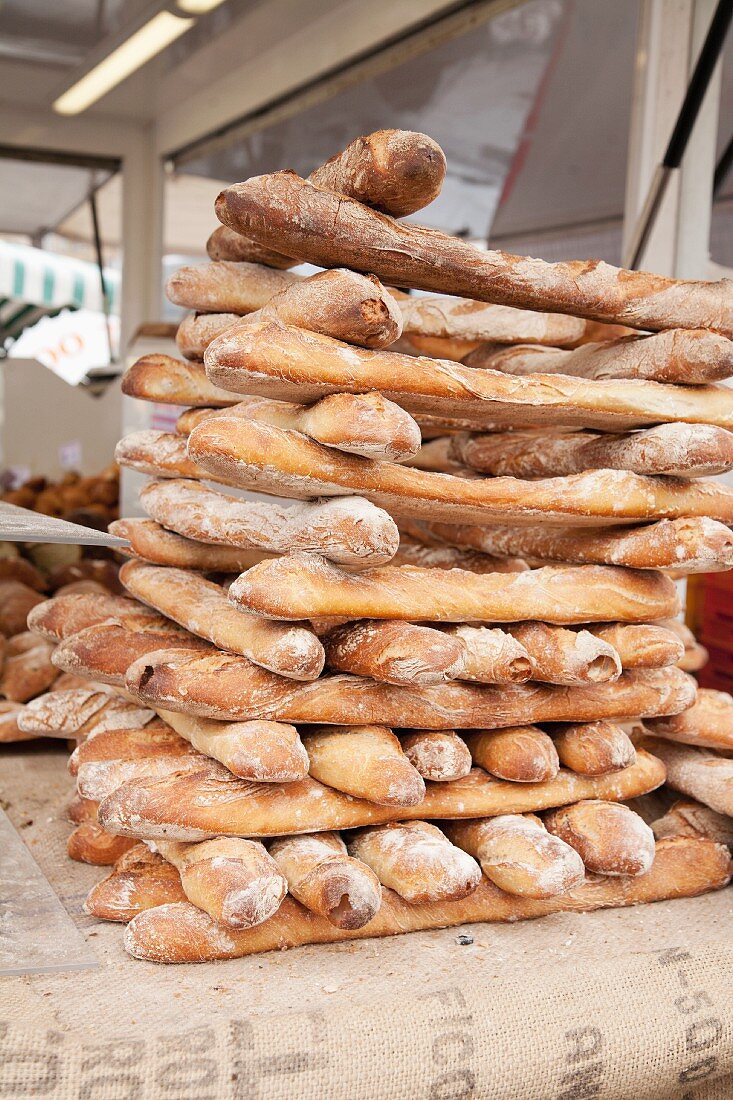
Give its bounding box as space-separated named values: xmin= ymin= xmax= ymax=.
xmin=691 ymin=572 xmax=733 ymax=691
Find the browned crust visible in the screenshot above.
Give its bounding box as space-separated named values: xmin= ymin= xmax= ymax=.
xmin=121 ymin=354 xmax=238 ymax=407
xmin=109 ymin=519 xmax=273 ymax=572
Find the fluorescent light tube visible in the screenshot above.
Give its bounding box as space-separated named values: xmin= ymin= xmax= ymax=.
xmin=53 ymin=11 xmax=194 ymax=116
xmin=177 ymin=0 xmax=227 ymax=11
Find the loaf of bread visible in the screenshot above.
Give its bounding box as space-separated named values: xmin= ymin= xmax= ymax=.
xmin=0 ymin=580 xmax=45 ymax=637
xmin=439 ymin=625 xmax=532 ymax=684
xmin=167 ymin=261 xmax=297 ymax=314
xmin=551 ymin=721 xmax=636 ymax=775
xmin=76 ymin=753 xmax=203 ymax=802
xmin=69 ymin=723 xmax=193 ymax=774
xmin=322 ymin=619 xmax=466 ymax=685
xmin=651 ymin=798 xmax=733 ymax=845
xmin=504 ymin=623 xmax=621 ymax=686
xmin=544 ymin=800 xmax=656 ymax=875
xmin=300 ymin=725 xmax=425 ymax=807
xmin=98 ymin=751 xmax=666 ymax=840
xmin=110 ymin=518 xmax=272 ymax=572
xmin=19 ymin=686 xmax=155 ymax=738
xmin=463 ymin=727 xmax=559 ymax=783
xmin=392 ymin=538 xmax=528 ymax=575
xmin=229 ymin=554 xmax=679 ymax=624
xmin=52 ymin=624 xmax=207 ymax=687
xmin=203 ymin=317 xmax=733 ymax=431
xmin=645 ymin=737 xmax=733 ymax=816
xmin=176 ymin=312 xmax=239 ymax=360
xmin=678 ymin=643 xmax=709 ymax=672
xmin=0 ymin=701 xmax=32 ymax=743
xmin=187 ymin=417 xmax=733 ymax=526
xmin=400 ymin=296 xmax=587 ymax=347
xmin=84 ymin=845 xmax=186 ymax=920
xmin=347 ymin=821 xmax=481 ymax=903
xmin=450 ymin=424 xmax=733 ymax=479
xmin=206 ymin=225 xmax=296 ymax=267
xmin=67 ymin=822 xmax=136 ymax=865
xmin=115 ymin=430 xmax=236 ymax=486
xmin=444 ymin=814 xmax=585 ymax=898
xmin=28 ymin=592 xmax=168 ymax=643
xmin=68 ymin=795 xmax=98 ymax=824
xmin=400 ymin=730 xmax=472 ymax=782
xmin=0 ymin=633 xmax=57 ymax=702
xmin=139 ymin=480 xmax=399 ymax=567
xmin=646 ymin=688 xmax=733 ymax=750
xmin=215 ymin=172 xmax=733 ymax=335
xmin=122 ymin=354 xmax=237 ymax=407
xmin=587 ymin=623 xmax=684 ymax=669
xmin=268 ymin=832 xmax=381 ymax=929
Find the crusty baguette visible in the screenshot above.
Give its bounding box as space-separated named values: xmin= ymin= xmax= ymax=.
xmin=0 ymin=580 xmax=45 ymax=637
xmin=68 ymin=795 xmax=98 ymax=824
xmin=98 ymin=752 xmax=667 ymax=841
xmin=67 ymin=822 xmax=136 ymax=865
xmin=400 ymin=730 xmax=472 ymax=782
xmin=587 ymin=623 xmax=684 ymax=669
xmin=0 ymin=634 xmax=57 ymax=702
xmin=176 ymin=392 xmax=421 ymax=462
xmin=203 ymin=317 xmax=733 ymax=431
xmin=439 ymin=625 xmax=533 ymax=684
xmin=406 ymin=516 xmax=733 ymax=573
xmin=322 ymin=619 xmax=466 ymax=686
xmin=0 ymin=702 xmax=32 ymax=743
xmin=400 ymin=296 xmax=586 ymax=347
xmin=110 ymin=518 xmax=272 ymax=572
xmin=167 ymin=261 xmax=297 ymax=314
xmin=347 ymin=821 xmax=481 ymax=903
xmin=176 ymin=312 xmax=239 ymax=360
xmin=69 ymin=723 xmax=194 ymax=775
xmin=504 ymin=623 xmax=621 ymax=686
xmin=645 ymin=688 xmax=733 ymax=750
xmin=124 ymin=647 xmax=695 ymax=730
xmin=551 ymin=721 xmax=636 ymax=776
xmin=123 ymin=836 xmax=729 ymax=961
xmin=405 ymin=435 xmax=473 ymax=474
xmin=678 ymin=642 xmax=709 ymax=672
xmin=301 ymin=725 xmax=425 ymax=807
xmin=450 ymin=424 xmax=733 ymax=479
xmin=19 ymin=687 xmax=155 ymax=738
xmin=187 ymin=417 xmax=733 ymax=527
xmin=76 ymin=754 xmax=203 ymax=802
xmin=229 ymin=554 xmax=679 ymax=624
xmin=52 ymin=624 xmax=208 ymax=687
xmin=268 ymin=832 xmax=381 ymax=929
xmin=27 ymin=592 xmax=168 ymax=643
xmin=138 ymin=480 xmax=399 ymax=567
xmin=651 ymin=798 xmax=733 ymax=845
xmin=122 ymin=354 xmax=237 ymax=407
xmin=544 ymin=800 xmax=656 ymax=876
xmin=115 ymin=430 xmax=236 ymax=486
xmin=206 ymin=225 xmax=296 ymax=267
xmin=463 ymin=727 xmax=559 ymax=783
xmin=645 ymin=737 xmax=733 ymax=816
xmin=84 ymin=845 xmax=186 ymax=920
xmin=463 ymin=329 xmax=733 ymax=383
xmin=120 ymin=560 xmax=324 ymax=681
xmin=215 ymin=171 xmax=733 ymax=335
xmin=156 ymin=837 xmax=286 ymax=929
xmin=155 ymin=707 xmax=309 ymax=783
xmin=444 ymin=815 xmax=585 ymax=898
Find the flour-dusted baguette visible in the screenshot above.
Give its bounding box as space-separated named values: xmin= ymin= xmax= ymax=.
xmin=646 ymin=688 xmax=733 ymax=750
xmin=155 ymin=707 xmax=309 ymax=783
xmin=645 ymin=737 xmax=733 ymax=816
xmin=450 ymin=424 xmax=733 ymax=479
xmin=27 ymin=592 xmax=167 ymax=643
xmin=115 ymin=430 xmax=236 ymax=485
xmin=122 ymin=354 xmax=238 ymax=407
xmin=125 ymin=647 xmax=695 ymax=730
xmin=399 ymin=730 xmax=472 ymax=782
xmin=0 ymin=580 xmax=45 ymax=637
xmin=392 ymin=539 xmax=528 ymax=574
xmin=67 ymin=822 xmax=136 ymax=865
xmin=206 ymin=225 xmax=296 ymax=267
xmin=167 ymin=260 xmax=297 ymax=314
xmin=504 ymin=623 xmax=621 ymax=686
xmin=176 ymin=312 xmax=239 ymax=360
xmin=76 ymin=754 xmax=203 ymax=802
xmin=0 ymin=702 xmax=32 ymax=743
xmin=68 ymin=795 xmax=98 ymax=824
xmin=139 ymin=481 xmax=399 ymax=568
xmin=216 ymin=172 xmax=733 ymax=335
xmin=405 ymin=436 xmax=473 ymax=474
xmin=84 ymin=845 xmax=186 ymax=921
xmin=439 ymin=625 xmax=533 ymax=684
xmin=322 ymin=619 xmax=466 ymax=686
xmin=347 ymin=821 xmax=481 ymax=903
xmin=19 ymin=687 xmax=155 ymax=738
xmin=268 ymin=833 xmax=381 ymax=929
xmin=409 ymin=516 xmax=733 ymax=573
xmin=52 ymin=624 xmax=207 ymax=687
xmin=120 ymin=560 xmax=324 ymax=681
xmin=156 ymin=838 xmax=287 ymax=929
xmin=651 ymin=798 xmax=733 ymax=845
xmin=587 ymin=623 xmax=684 ymax=669
xmin=463 ymin=328 xmax=733 ymax=384
xmin=544 ymin=800 xmax=656 ymax=876
xmin=229 ymin=554 xmax=679 ymax=624
xmin=0 ymin=633 xmax=57 ymax=702
xmin=69 ymin=723 xmax=195 ymax=776
xmin=187 ymin=417 xmax=733 ymax=527
xmin=463 ymin=727 xmax=560 ymax=783
xmin=110 ymin=518 xmax=272 ymax=572
xmin=444 ymin=814 xmax=585 ymax=898
xmin=203 ymin=317 xmax=733 ymax=431
xmin=551 ymin=721 xmax=637 ymax=776
xmin=98 ymin=752 xmax=667 ymax=841
xmin=301 ymin=725 xmax=425 ymax=807
xmin=400 ymin=296 xmax=587 ymax=347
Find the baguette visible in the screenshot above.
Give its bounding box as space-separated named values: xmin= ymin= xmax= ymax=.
xmin=651 ymin=798 xmax=733 ymax=845
xmin=300 ymin=725 xmax=425 ymax=807
xmin=167 ymin=261 xmax=297 ymax=314
xmin=322 ymin=619 xmax=466 ymax=685
xmin=440 ymin=625 xmax=533 ymax=684
xmin=138 ymin=480 xmax=398 ymax=568
xmin=84 ymin=846 xmax=186 ymax=921
xmin=551 ymin=721 xmax=637 ymax=776
xmin=187 ymin=417 xmax=733 ymax=527
xmin=176 ymin=312 xmax=239 ymax=360
xmin=229 ymin=554 xmax=679 ymax=624
xmin=544 ymin=800 xmax=656 ymax=876
xmin=27 ymin=592 xmax=165 ymax=643
xmin=587 ymin=623 xmax=684 ymax=669
xmin=69 ymin=723 xmax=195 ymax=775
xmin=268 ymin=833 xmax=381 ymax=929
xmin=203 ymin=317 xmax=733 ymax=431
xmin=463 ymin=329 xmax=733 ymax=383
xmin=125 ymin=647 xmax=695 ymax=730
xmin=0 ymin=702 xmax=32 ymax=743
xmin=504 ymin=623 xmax=621 ymax=686
xmin=216 ymin=171 xmax=733 ymax=335
xmin=19 ymin=687 xmax=155 ymax=738
xmin=115 ymin=430 xmax=236 ymax=485
xmin=67 ymin=822 xmax=136 ymax=865
xmin=110 ymin=518 xmax=272 ymax=572
xmin=206 ymin=225 xmax=296 ymax=267
xmin=68 ymin=795 xmax=98 ymax=824
xmin=450 ymin=424 xmax=733 ymax=479
xmin=156 ymin=838 xmax=286 ymax=929
xmin=0 ymin=580 xmax=45 ymax=637
xmin=405 ymin=436 xmax=472 ymax=474
xmin=400 ymin=730 xmax=472 ymax=781
xmin=463 ymin=727 xmax=559 ymax=783
xmin=122 ymin=354 xmax=237 ymax=407
xmin=408 ymin=516 xmax=733 ymax=573
xmin=645 ymin=688 xmax=733 ymax=750
xmin=98 ymin=752 xmax=667 ymax=841
xmin=392 ymin=539 xmax=528 ymax=574
xmin=76 ymin=754 xmax=203 ymax=802
xmin=347 ymin=821 xmax=481 ymax=903
xmin=678 ymin=642 xmax=709 ymax=672
xmin=400 ymin=296 xmax=586 ymax=347
xmin=645 ymin=737 xmax=733 ymax=816
xmin=52 ymin=624 xmax=207 ymax=687
xmin=444 ymin=815 xmax=585 ymax=898
xmin=120 ymin=560 xmax=324 ymax=681
xmin=0 ymin=633 xmax=57 ymax=702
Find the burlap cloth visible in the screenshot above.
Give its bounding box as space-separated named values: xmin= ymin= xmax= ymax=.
xmin=2 ymin=746 xmax=732 ymax=1100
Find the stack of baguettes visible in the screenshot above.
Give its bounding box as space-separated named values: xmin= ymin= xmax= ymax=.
xmin=26 ymin=129 xmax=733 ymax=964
